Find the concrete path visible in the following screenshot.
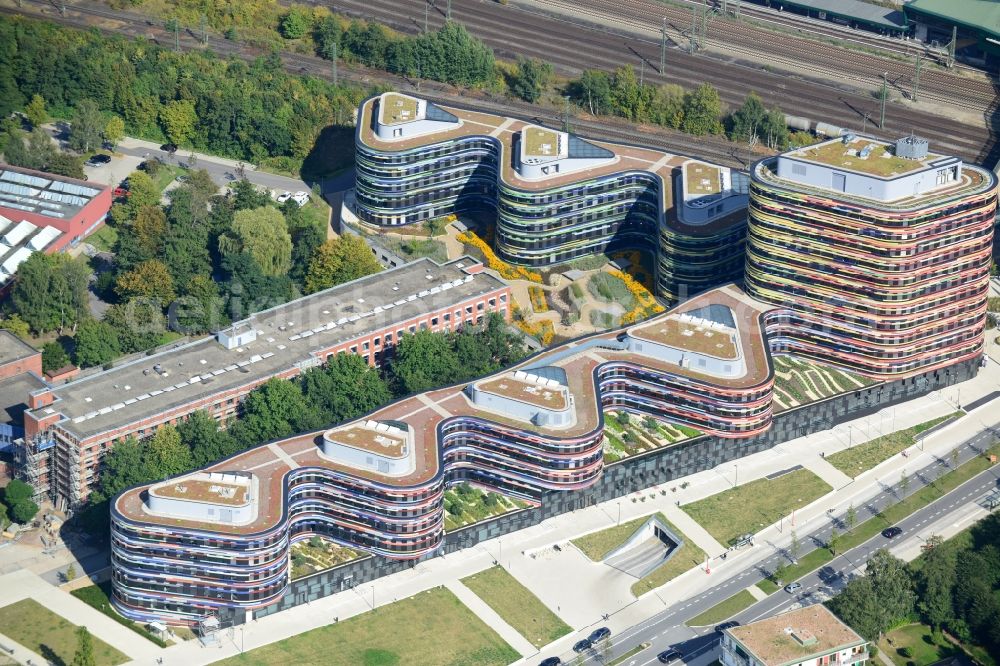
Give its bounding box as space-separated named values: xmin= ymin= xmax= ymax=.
xmin=661 ymin=502 xmax=726 ymax=558
xmin=745 ymin=585 xmax=769 ymax=602
xmin=0 ymin=630 xmax=46 ymax=666
xmin=444 ymin=580 xmax=537 ymax=658
xmin=0 ymin=570 xmax=163 ymax=663
xmin=797 ymin=453 xmax=855 ymax=489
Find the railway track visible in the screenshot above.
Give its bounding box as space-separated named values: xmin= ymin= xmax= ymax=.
xmin=326 ymin=0 xmax=995 ymax=165
xmin=0 ymin=1 xmax=745 ymax=167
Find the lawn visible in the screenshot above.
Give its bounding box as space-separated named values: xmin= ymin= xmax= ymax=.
xmin=681 ymin=469 xmax=833 ymax=546
xmin=86 ymin=224 xmax=118 ymax=253
xmin=756 ymin=443 xmax=1000 ymax=594
xmin=216 ymin=587 xmax=519 ymax=666
xmin=878 ymin=624 xmax=962 ymax=666
xmin=0 ymin=598 xmax=128 ymax=666
xmin=570 ymin=512 xmax=707 ymax=597
xmin=71 ymin=582 xmax=167 ymax=646
xmin=686 ymin=590 xmax=757 ymax=627
xmin=827 ymin=412 xmax=962 ymax=478
xmin=379 ymin=237 xmax=449 ymax=264
xmin=461 ymin=566 xmax=571 ymax=648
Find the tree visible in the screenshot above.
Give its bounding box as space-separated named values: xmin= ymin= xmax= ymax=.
xmin=115 ymin=259 xmax=176 ymax=304
xmin=42 ymin=341 xmax=70 ymax=374
xmin=222 ymin=251 xmax=294 ymax=319
xmin=304 ymin=234 xmax=381 ymax=293
xmin=23 ymin=93 xmax=48 ymax=129
xmin=950 ymin=447 xmax=959 ymax=469
xmin=899 ymin=470 xmax=910 ymax=498
xmin=571 ymin=69 xmax=612 ymax=116
xmin=103 ymin=299 xmax=166 ymax=354
xmin=159 ymin=99 xmax=197 ymax=146
xmin=301 ymin=353 xmax=392 ymax=424
xmin=178 ymin=410 xmax=239 ymax=467
xmin=510 ymin=57 xmax=552 ymax=103
xmin=828 ymin=528 xmax=840 ymax=555
xmin=91 ymin=437 xmax=147 ymax=499
xmin=728 ymin=92 xmax=766 ymax=143
xmin=0 ymin=314 xmax=31 ymax=340
xmin=11 ymin=498 xmax=39 ymax=524
xmin=280 ymin=7 xmax=312 ymax=39
xmin=219 ymin=207 xmax=292 ymax=277
xmin=74 ymin=320 xmax=122 ymax=368
xmin=789 ymin=529 xmax=800 ymax=561
xmin=65 ymin=563 xmax=77 ymax=582
xmin=3 ymin=479 xmax=34 ymax=507
xmin=68 ymin=99 xmax=104 ymax=153
xmin=132 ymin=205 xmax=168 ymax=261
xmin=846 ymin=503 xmax=857 ymax=532
xmin=11 ymin=252 xmax=90 ymax=334
xmin=231 ymin=378 xmax=320 ymax=446
xmin=0 ymin=503 xmax=6 ymax=529
xmin=391 ymin=330 xmax=461 ymax=394
xmin=866 ymin=549 xmax=915 ymax=634
xmin=103 ymin=115 xmax=125 ymax=151
xmin=231 ymin=179 xmax=270 ymax=211
xmin=71 ymin=626 xmax=95 ymax=666
xmin=122 ymin=171 xmax=159 ymax=221
xmin=918 ymin=534 xmax=955 ymax=630
xmin=143 ymin=426 xmax=193 ymax=480
xmin=681 ymin=83 xmax=723 ymax=136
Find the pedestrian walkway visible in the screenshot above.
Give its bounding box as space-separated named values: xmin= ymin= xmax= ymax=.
xmin=444 ymin=580 xmax=537 ymax=657
xmin=797 ymin=453 xmax=854 ymax=489
xmin=745 ymin=585 xmax=768 ymax=601
xmin=660 ymin=502 xmax=726 ymax=557
xmin=0 ymin=570 xmax=162 ymax=663
xmin=0 ymin=629 xmax=46 ymax=666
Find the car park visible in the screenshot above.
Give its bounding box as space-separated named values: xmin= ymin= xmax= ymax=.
xmin=572 ymin=639 xmax=592 ymax=653
xmin=86 ymin=154 xmax=111 ymax=166
xmin=588 ymin=627 xmax=611 ymax=643
xmin=657 ymin=648 xmax=682 ymax=663
xmin=785 ymin=582 xmax=802 ymax=593
xmin=882 ymin=526 xmax=902 ymax=539
xmin=538 ymin=658 xmax=561 ymax=666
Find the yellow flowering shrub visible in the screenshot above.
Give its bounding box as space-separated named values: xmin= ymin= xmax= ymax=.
xmin=607 ymin=268 xmax=665 ymax=324
xmin=457 ymin=231 xmax=542 ymax=283
xmin=528 ymin=286 xmax=548 ymax=313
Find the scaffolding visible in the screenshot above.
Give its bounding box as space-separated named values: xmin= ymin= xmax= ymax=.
xmin=12 ymin=433 xmax=55 ymax=501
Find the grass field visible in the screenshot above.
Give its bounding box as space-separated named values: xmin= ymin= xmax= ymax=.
xmin=827 ymin=412 xmax=962 ymax=478
xmin=461 ymin=566 xmax=570 ymax=648
xmin=216 ymin=587 xmax=518 ymax=666
xmin=71 ymin=582 xmax=167 ymax=646
xmin=681 ymin=469 xmax=833 ymax=547
xmin=686 ymin=590 xmax=756 ymax=626
xmin=878 ymin=624 xmax=961 ymax=666
xmin=0 ymin=598 xmax=128 ymax=666
xmin=756 ymin=443 xmax=1000 ymax=594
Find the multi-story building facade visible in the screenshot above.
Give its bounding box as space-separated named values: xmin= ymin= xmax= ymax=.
xmin=17 ymin=257 xmax=511 ymax=507
xmin=746 ymin=135 xmax=997 ymax=379
xmin=353 ymin=92 xmax=749 ymax=303
xmin=720 ymin=605 xmax=868 ymax=666
xmin=110 ymin=284 xmax=776 ymax=624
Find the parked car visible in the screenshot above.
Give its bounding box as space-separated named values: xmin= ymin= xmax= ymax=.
xmin=112 ymin=187 xmax=131 ymax=198
xmin=588 ymin=627 xmax=611 ymax=643
xmin=785 ymin=582 xmax=802 ymax=594
xmin=657 ymin=648 xmax=683 ymax=663
xmin=572 ymin=639 xmax=592 ymax=653
xmin=160 ymin=143 xmax=178 ymax=154
xmin=538 ymin=658 xmax=561 ymax=666
xmin=882 ymin=526 xmax=902 ymax=539
xmin=274 ymin=190 xmax=292 ymax=203
xmin=714 ymin=621 xmax=740 ymax=634
xmin=291 ymin=190 xmax=310 ymax=206
xmin=86 ymin=154 xmax=111 ymax=166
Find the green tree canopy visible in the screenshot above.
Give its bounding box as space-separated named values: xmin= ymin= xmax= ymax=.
xmin=230 ymin=378 xmax=321 ymax=445
xmin=103 ymin=115 xmax=125 ymax=150
xmin=68 ymin=99 xmax=104 ymax=153
xmin=220 ymin=207 xmax=292 ymax=277
xmin=71 ymin=625 xmax=95 ymax=666
xmin=11 ymin=252 xmax=90 ymax=334
xmin=42 ymin=341 xmax=70 ymax=374
xmin=144 ymin=426 xmax=194 ymax=480
xmin=11 ymin=498 xmax=39 ymax=524
xmin=301 ymin=352 xmax=392 ymax=425
xmin=103 ymin=299 xmax=166 ymax=354
xmin=177 ymin=410 xmax=240 ymax=467
xmin=304 ymin=234 xmax=381 ymax=294
xmin=3 ymin=479 xmax=34 ymax=507
xmin=74 ymin=320 xmax=122 ymax=368
xmin=510 ymin=57 xmax=552 ymax=103
xmin=115 ymin=259 xmax=176 ymax=304
xmin=391 ymin=329 xmax=461 ymax=394
xmin=280 ymin=7 xmax=312 ymax=39
xmin=159 ymin=99 xmax=198 ymax=146
xmin=680 ymin=83 xmax=723 ymax=136
xmin=24 ymin=93 xmax=48 ymax=129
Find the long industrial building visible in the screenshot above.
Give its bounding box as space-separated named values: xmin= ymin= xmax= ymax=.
xmin=110 ymin=285 xmax=776 ymax=625
xmin=746 ymin=135 xmax=997 ymax=378
xmin=17 ymin=257 xmax=511 ymax=508
xmin=354 ymin=93 xmax=749 ymax=303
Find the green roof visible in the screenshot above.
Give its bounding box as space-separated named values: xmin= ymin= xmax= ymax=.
xmin=906 ymin=0 xmax=1000 ymax=39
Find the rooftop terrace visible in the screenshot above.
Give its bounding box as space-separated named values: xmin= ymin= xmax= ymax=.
xmin=477 ymin=373 xmax=569 ymax=410
xmin=727 ymin=605 xmax=865 ymax=665
xmin=786 ymin=136 xmax=936 ymax=178
xmin=379 ymin=93 xmax=421 ymax=126
xmin=522 ymin=127 xmax=562 ymax=160
xmin=324 ymin=423 xmax=407 ymax=459
xmin=31 ymin=257 xmax=505 ymax=441
xmin=151 ymin=475 xmax=251 ymax=507
xmin=683 ymin=162 xmax=722 ymax=196
xmin=630 ymin=315 xmax=739 ymax=360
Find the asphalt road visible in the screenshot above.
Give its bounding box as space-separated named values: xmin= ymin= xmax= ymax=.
xmin=552 ymin=424 xmax=1000 ymax=666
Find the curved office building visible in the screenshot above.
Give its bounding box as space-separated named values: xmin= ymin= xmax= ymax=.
xmin=110 ymin=285 xmax=774 ymax=625
xmin=354 ymin=93 xmax=749 ymax=302
xmin=747 ymin=135 xmax=997 ymax=378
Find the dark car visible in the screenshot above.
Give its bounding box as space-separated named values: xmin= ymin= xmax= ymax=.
xmin=657 ymin=649 xmax=683 ymax=664
xmin=588 ymin=627 xmax=611 ymax=643
xmin=715 ymin=620 xmax=740 ymax=634
xmin=86 ymin=154 xmax=111 ymax=166
xmin=538 ymin=658 xmax=561 ymax=666
xmin=572 ymin=639 xmax=592 ymax=653
xmin=882 ymin=526 xmax=903 ymax=539
xmin=160 ymin=143 xmax=178 ymax=154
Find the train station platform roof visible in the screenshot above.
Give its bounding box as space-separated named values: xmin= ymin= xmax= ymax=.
xmin=905 ymin=0 xmax=1000 ymax=41
xmin=779 ymin=0 xmax=906 ymax=30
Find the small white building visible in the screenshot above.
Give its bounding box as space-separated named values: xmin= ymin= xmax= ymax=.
xmin=720 ymin=605 xmax=868 ymax=666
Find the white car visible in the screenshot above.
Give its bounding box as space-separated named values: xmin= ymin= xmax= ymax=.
xmin=291 ymin=191 xmax=310 ymax=206
xmin=274 ymin=191 xmax=292 ymax=203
